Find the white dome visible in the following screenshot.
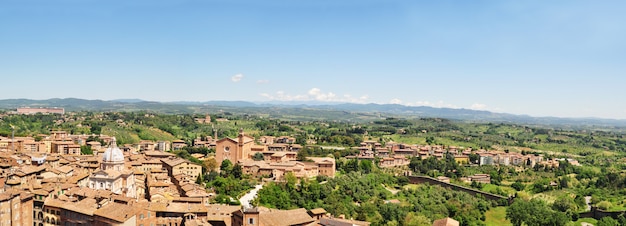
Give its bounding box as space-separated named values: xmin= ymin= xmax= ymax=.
xmin=103 ymin=138 xmax=124 ymax=163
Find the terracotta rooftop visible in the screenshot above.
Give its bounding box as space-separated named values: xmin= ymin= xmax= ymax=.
xmin=144 ymin=150 xmax=175 ymax=157
xmin=94 ymin=202 xmax=139 ymax=223
xmin=161 ymin=158 xmax=192 ymax=167
xmin=259 ymin=208 xmax=315 ymax=226
xmin=320 ymin=217 xmax=371 ymax=226
xmin=433 ymin=217 xmax=460 ymax=226
xmin=309 ymin=208 xmax=327 ymax=215
xmin=64 ymin=198 xmax=97 ymax=216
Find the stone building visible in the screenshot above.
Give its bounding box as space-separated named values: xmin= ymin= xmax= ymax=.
xmin=88 ymin=138 xmax=136 ymax=198
xmin=215 ymin=129 xmax=255 ymax=165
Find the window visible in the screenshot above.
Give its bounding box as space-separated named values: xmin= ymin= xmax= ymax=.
xmin=140 ymin=214 xmax=144 ymax=220
xmin=249 ymin=218 xmax=255 ymax=225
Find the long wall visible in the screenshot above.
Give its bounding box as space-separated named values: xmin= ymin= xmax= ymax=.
xmin=407 ymin=176 xmax=512 ymax=205
xmin=407 ymin=176 xmax=626 ymax=220
xmin=579 ymin=207 xmax=626 ymax=220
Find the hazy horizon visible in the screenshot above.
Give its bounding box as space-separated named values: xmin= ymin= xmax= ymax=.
xmin=5 ymin=97 xmax=626 ymax=121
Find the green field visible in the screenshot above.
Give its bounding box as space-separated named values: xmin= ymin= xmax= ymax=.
xmin=481 ymin=184 xmax=516 ymax=196
xmin=574 ymin=218 xmax=597 ymax=226
xmin=484 ymin=207 xmax=511 ymax=226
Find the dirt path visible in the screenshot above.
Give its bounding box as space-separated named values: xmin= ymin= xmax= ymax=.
xmin=384 ymin=185 xmax=399 ymax=195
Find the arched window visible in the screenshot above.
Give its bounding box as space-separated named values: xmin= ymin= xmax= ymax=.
xmin=51 ymin=218 xmax=56 ymax=225
xmin=45 ymin=217 xmax=49 ymax=223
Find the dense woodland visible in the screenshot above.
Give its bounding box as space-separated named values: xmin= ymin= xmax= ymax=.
xmin=255 ymin=171 xmax=491 ymax=226
xmin=2 ymin=110 xmax=626 ymax=225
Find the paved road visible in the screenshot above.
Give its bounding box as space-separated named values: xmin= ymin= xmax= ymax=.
xmin=239 ymin=184 xmax=263 ymax=208
xmin=581 ymin=223 xmax=594 ymax=226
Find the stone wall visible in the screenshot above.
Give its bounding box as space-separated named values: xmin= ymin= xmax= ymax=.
xmin=407 ymin=175 xmax=512 ymax=205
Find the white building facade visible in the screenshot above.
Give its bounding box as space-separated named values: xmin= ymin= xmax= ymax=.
xmin=88 ymin=138 xmax=136 ymax=197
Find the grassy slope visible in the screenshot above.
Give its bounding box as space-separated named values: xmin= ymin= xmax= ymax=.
xmin=101 ymin=126 xmax=141 ymax=144
xmin=484 ymin=207 xmax=511 ymax=226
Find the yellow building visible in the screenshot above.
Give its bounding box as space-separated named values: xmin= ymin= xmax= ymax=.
xmin=454 ymin=155 xmax=469 ymax=165
xmin=161 ymin=157 xmax=202 ymax=181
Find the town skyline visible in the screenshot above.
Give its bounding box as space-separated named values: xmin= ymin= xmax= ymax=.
xmin=2 ymin=1 xmax=625 ymax=119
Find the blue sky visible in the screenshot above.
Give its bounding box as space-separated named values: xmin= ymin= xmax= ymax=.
xmin=1 ymin=0 xmax=625 ymax=119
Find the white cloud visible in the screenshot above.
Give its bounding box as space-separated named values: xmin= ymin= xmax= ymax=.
xmin=231 ymin=74 xmax=243 ymax=82
xmin=390 ymin=98 xmax=403 ymax=104
xmin=409 ymin=100 xmax=458 ymax=108
xmin=259 ymin=88 xmax=369 ymax=103
xmin=257 ymin=80 xmax=269 ymax=84
xmin=260 ymin=91 xmax=495 ymax=111
xmin=469 ymin=103 xmax=488 ymax=110
xmin=308 ymin=88 xmax=321 ymax=96
xmin=307 ymin=88 xmax=337 ymax=101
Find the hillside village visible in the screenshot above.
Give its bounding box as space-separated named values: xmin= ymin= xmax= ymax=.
xmin=0 ymin=128 xmax=347 ymax=226
xmin=0 ymin=123 xmax=583 ymax=226
xmin=3 ymin=109 xmax=625 ymax=226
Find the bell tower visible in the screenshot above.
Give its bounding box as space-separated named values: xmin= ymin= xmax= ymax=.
xmin=238 ymin=128 xmax=245 ymax=160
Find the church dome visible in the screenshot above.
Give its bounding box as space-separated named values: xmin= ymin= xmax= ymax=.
xmin=102 ymin=138 xmax=124 ymax=163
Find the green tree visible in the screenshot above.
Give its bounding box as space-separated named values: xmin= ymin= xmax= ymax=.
xmin=196 ymin=173 xmax=204 ymax=185
xmin=552 ymin=196 xmax=578 ymax=213
xmin=597 ymin=217 xmax=619 ymax=226
xmin=468 ymin=153 xmax=479 ymax=164
xmin=507 ymin=199 xmax=569 ymax=226
xmin=204 ymin=158 xmax=218 ymax=172
xmin=232 ymin=164 xmax=243 ymax=179
xmin=404 ymin=212 xmax=431 ymax=226
xmin=425 ymin=136 xmax=435 ymax=145
xmin=617 ymin=214 xmax=626 ymax=226
xmin=297 ymin=148 xmax=309 ymax=161
xmin=511 ymin=181 xmax=525 ymax=191
xmin=359 ymin=160 xmax=373 ymax=174
xmin=220 ymin=159 xmax=233 ymax=176
xmin=80 ymin=145 xmax=93 ymax=155
xmin=253 ymin=152 xmax=265 ymax=161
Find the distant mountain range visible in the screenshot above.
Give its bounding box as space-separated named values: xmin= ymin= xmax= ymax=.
xmin=1 ymin=98 xmax=625 ymax=127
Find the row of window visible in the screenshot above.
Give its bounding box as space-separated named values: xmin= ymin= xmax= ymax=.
xmin=177 ymin=166 xmax=199 ymax=170
xmin=138 ymin=212 xmax=152 ymax=219
xmin=45 ymin=209 xmax=60 ymax=216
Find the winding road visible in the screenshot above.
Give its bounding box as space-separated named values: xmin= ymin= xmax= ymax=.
xmin=239 ymin=184 xmax=263 ymax=208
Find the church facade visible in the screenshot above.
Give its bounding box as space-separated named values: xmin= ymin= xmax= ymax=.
xmin=215 ymin=129 xmax=256 ymax=164
xmin=88 ymin=138 xmax=136 ymax=198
